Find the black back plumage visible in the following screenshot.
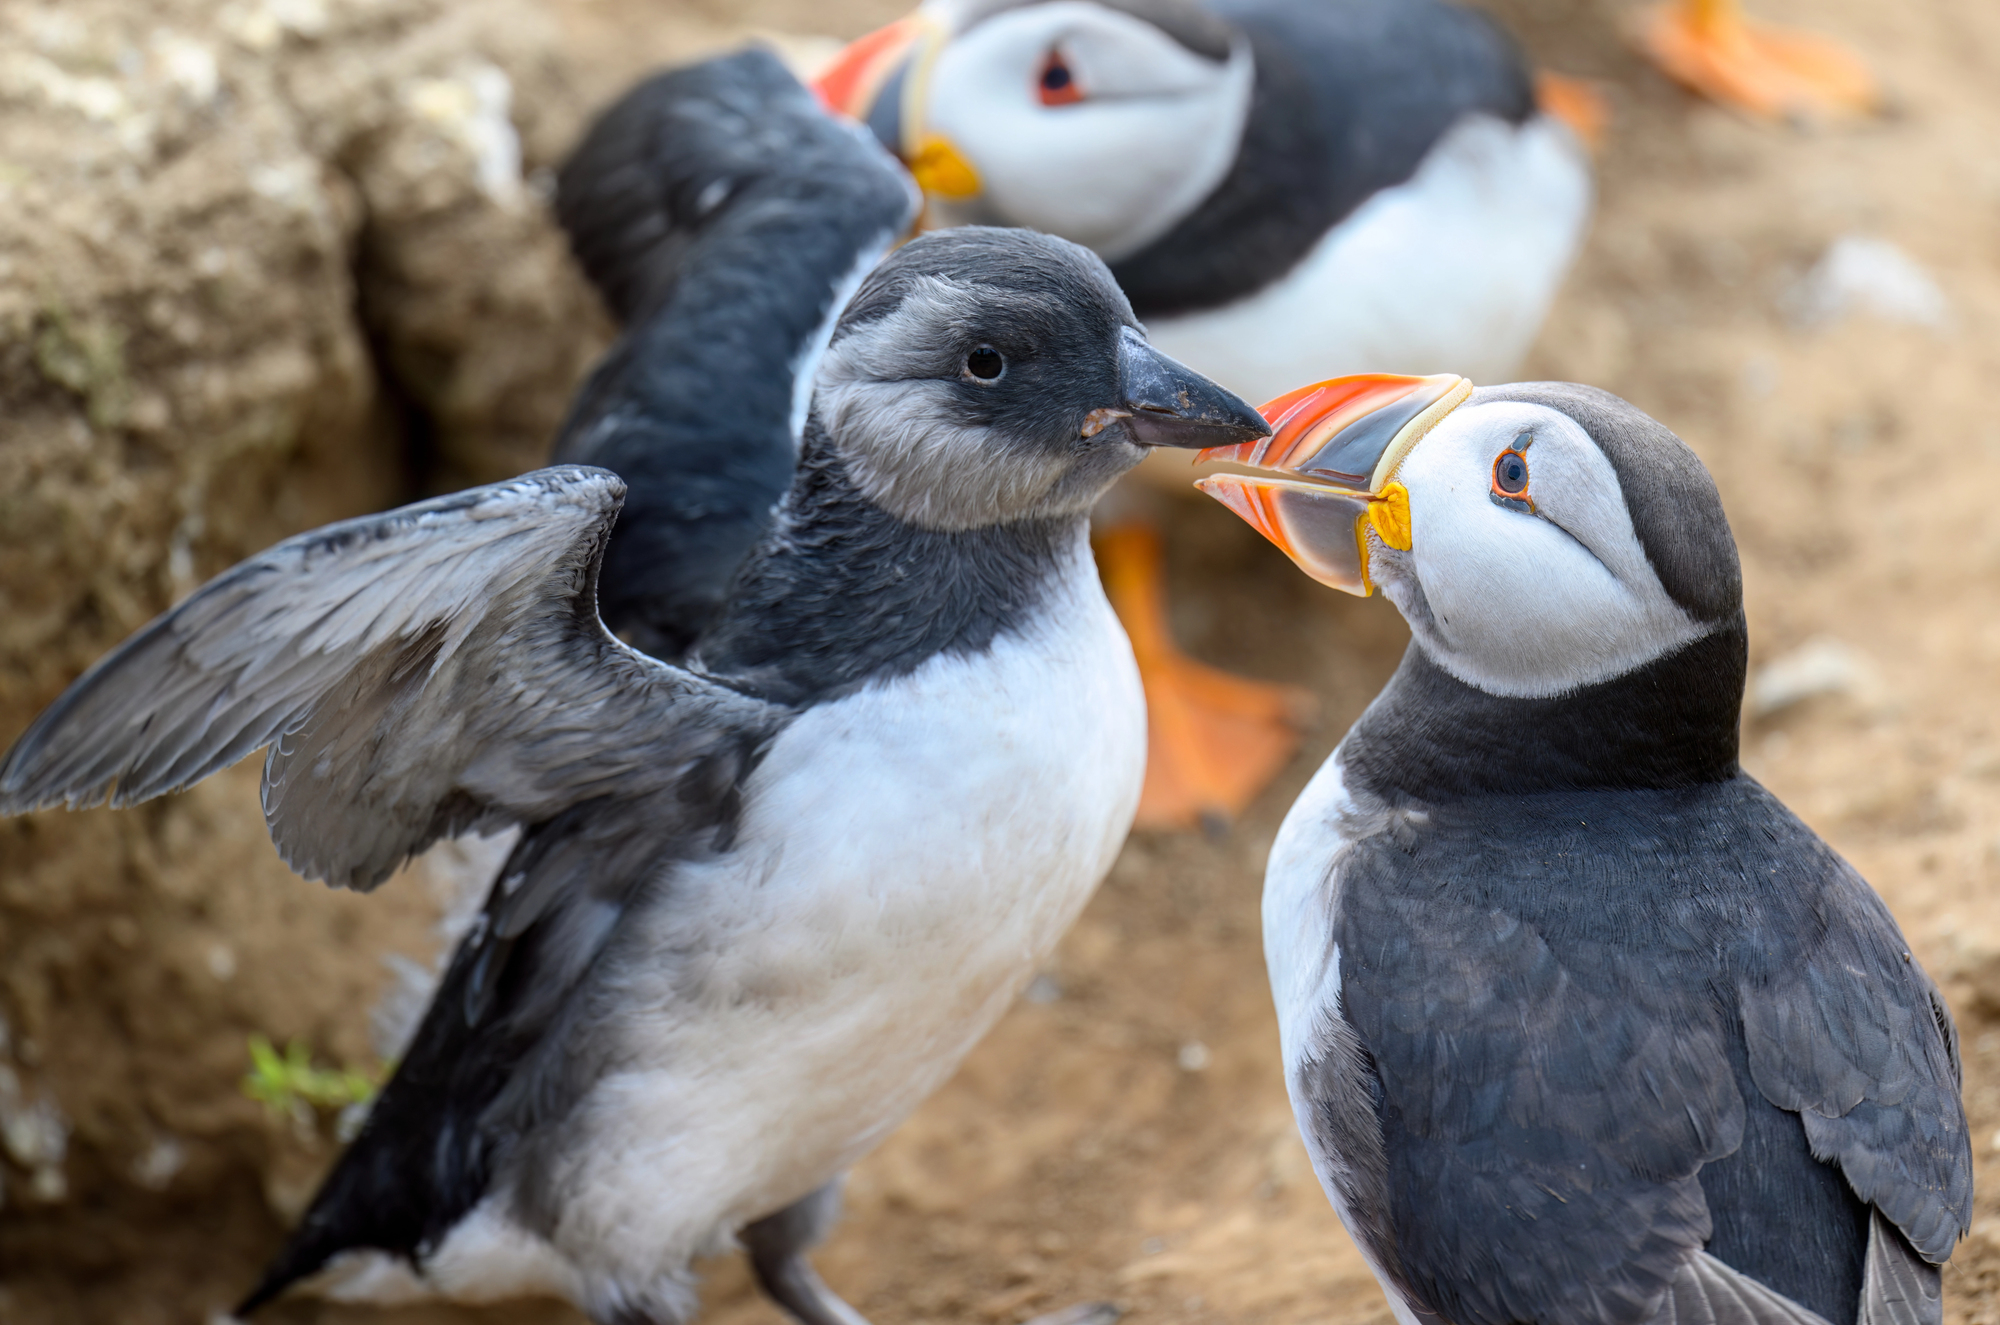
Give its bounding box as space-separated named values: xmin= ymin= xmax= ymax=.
xmin=551 ymin=47 xmax=915 ymax=657
xmin=1298 ymin=391 xmax=1970 ymax=1324
xmin=1109 ymin=0 xmax=1534 ymax=318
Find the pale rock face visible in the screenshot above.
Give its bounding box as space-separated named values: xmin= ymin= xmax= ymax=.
xmin=0 ymin=0 xmax=607 ymax=1309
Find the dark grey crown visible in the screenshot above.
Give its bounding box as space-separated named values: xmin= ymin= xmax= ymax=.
xmin=834 ymin=225 xmax=1139 ymax=345
xmin=1472 ymin=382 xmax=1742 ymax=625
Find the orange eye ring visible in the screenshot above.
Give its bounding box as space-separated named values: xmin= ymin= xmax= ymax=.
xmin=1038 ymin=50 xmax=1083 ymax=106
xmin=1490 ymin=449 xmax=1533 ymax=513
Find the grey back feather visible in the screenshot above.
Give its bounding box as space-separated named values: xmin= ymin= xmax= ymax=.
xmin=0 ymin=466 xmax=783 ymax=892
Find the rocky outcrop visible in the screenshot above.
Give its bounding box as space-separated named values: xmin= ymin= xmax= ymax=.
xmin=0 ymin=1 xmax=615 ymax=1315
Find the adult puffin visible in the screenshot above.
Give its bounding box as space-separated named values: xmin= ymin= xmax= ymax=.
xmin=1199 ymin=374 xmax=1970 ymax=1324
xmin=815 ymin=0 xmax=1596 ymax=830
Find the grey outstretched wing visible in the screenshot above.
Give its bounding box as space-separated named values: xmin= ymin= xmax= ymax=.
xmin=0 ymin=465 xmax=784 ymax=891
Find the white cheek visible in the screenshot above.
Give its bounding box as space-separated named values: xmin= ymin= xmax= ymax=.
xmin=924 ymin=16 xmax=1250 ymax=260
xmin=1395 ymin=413 xmax=1705 ymax=697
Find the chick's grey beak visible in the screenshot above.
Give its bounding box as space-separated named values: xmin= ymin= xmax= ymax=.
xmin=1114 ymin=327 xmax=1271 ymax=450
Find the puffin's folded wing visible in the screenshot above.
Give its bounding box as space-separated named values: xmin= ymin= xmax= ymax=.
xmin=1738 ymin=860 xmax=1972 ymax=1267
xmin=1650 ymin=1253 xmax=1834 ymax=1325
xmin=1861 ymin=1210 xmax=1943 ymax=1325
xmin=0 ymin=466 xmax=780 ymax=891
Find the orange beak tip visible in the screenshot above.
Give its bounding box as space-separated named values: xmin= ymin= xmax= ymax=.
xmin=811 ymin=14 xmax=924 ymax=118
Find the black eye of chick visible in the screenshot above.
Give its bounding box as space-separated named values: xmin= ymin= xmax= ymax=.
xmin=966 ymin=346 xmax=1005 ymax=381
xmin=1493 ymin=450 xmax=1529 ymax=495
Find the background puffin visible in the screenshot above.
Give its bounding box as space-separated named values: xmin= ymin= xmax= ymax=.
xmin=814 ymin=0 xmax=1596 ymax=830
xmin=552 ymin=47 xmax=916 ymax=660
xmin=1198 ymin=375 xmax=1971 ymax=1323
xmin=0 ymin=229 xmax=1269 ymax=1325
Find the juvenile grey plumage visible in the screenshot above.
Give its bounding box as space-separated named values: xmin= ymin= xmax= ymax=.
xmin=0 ymin=228 xmax=1269 ymax=1325
xmin=1204 ymin=379 xmax=1970 ymax=1325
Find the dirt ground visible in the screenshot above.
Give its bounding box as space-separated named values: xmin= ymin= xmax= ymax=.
xmin=3 ymin=0 xmax=2000 ymax=1321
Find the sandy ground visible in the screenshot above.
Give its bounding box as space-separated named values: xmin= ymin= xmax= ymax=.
xmin=8 ymin=0 xmax=2000 ymax=1320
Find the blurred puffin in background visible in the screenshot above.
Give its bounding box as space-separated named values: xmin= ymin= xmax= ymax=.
xmin=816 ymin=0 xmax=1598 ymax=830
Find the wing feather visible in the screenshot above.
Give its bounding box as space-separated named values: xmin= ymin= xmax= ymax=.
xmin=1738 ymin=855 xmax=1971 ymax=1265
xmin=1652 ymin=1253 xmax=1834 ymax=1325
xmin=0 ymin=465 xmax=782 ymax=890
xmin=1860 ymin=1210 xmax=1943 ymax=1325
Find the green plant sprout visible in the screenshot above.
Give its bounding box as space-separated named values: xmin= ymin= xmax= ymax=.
xmin=241 ymin=1034 xmax=383 ymax=1123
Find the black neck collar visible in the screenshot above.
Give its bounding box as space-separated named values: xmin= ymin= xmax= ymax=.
xmin=691 ymin=423 xmax=1081 ymax=706
xmin=1338 ymin=615 xmax=1747 ymax=802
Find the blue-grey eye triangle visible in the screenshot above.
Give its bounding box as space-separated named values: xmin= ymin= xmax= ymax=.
xmin=1299 ymin=388 xmax=1436 ymax=487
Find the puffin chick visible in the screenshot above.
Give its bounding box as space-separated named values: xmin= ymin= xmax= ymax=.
xmin=0 ymin=228 xmax=1269 ymax=1325
xmin=1197 ymin=377 xmax=1970 ymax=1325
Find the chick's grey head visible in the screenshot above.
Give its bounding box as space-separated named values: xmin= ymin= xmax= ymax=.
xmin=812 ymin=226 xmax=1268 ymax=531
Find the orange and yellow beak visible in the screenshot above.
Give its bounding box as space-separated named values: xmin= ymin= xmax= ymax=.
xmin=813 ymin=14 xmax=931 ymax=123
xmin=1195 ymin=373 xmax=1472 ymax=596
xmin=813 ymin=10 xmax=983 ymax=202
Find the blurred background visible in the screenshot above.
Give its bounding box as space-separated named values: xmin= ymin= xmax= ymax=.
xmin=1 ymin=0 xmax=1998 ymax=1321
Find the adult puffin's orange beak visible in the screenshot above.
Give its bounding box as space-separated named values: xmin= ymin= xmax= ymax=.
xmin=1195 ymin=374 xmax=1472 ymax=596
xmin=812 ymin=13 xmax=930 ymax=121
xmin=813 ymin=11 xmax=983 ymax=202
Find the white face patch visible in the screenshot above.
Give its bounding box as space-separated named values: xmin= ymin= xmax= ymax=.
xmin=921 ymin=2 xmax=1253 ymax=260
xmin=1380 ymin=401 xmax=1706 ymax=698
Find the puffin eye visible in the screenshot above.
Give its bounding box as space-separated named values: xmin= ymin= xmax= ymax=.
xmin=966 ymin=345 xmax=1005 ymax=381
xmin=1038 ymin=50 xmax=1083 ymax=106
xmin=1490 ymin=449 xmax=1533 ymax=512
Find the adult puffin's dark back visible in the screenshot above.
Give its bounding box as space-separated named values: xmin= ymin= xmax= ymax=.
xmin=552 ymin=48 xmax=915 ymax=657
xmin=1110 ymin=0 xmax=1536 ymax=318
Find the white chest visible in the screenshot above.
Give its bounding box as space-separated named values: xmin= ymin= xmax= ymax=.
xmin=546 ymin=568 xmax=1145 ymax=1277
xmin=1145 ymin=112 xmax=1593 ymax=405
xmin=1263 ymin=751 xmax=1355 ymax=1078
xmin=1261 ymin=752 xmax=1429 ymax=1325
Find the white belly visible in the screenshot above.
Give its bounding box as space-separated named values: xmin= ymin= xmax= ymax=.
xmin=473 ymin=562 xmax=1146 ymax=1305
xmin=1144 ymin=112 xmax=1593 ymax=407
xmin=1262 ymin=753 xmax=1428 ymax=1325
